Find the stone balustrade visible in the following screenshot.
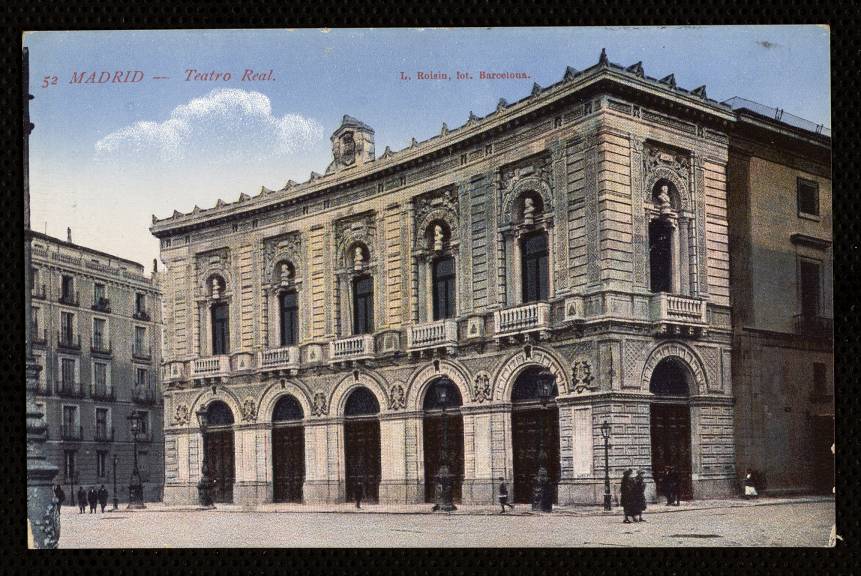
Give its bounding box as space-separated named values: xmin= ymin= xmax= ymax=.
xmin=406 ymin=319 xmax=458 ymax=352
xmin=329 ymin=334 xmax=375 ymax=363
xmin=494 ymin=302 xmax=551 ymax=339
xmin=258 ymin=346 xmax=300 ymax=372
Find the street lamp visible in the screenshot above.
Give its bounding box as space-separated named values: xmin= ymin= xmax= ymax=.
xmin=600 ymin=420 xmax=612 ymax=511
xmin=532 ymin=369 xmax=554 ymax=513
xmin=126 ymin=411 xmax=146 ymax=509
xmin=196 ymin=408 xmax=215 ymax=508
xmin=111 ymin=454 xmax=119 ymax=510
xmin=432 ymin=383 xmax=456 ymax=512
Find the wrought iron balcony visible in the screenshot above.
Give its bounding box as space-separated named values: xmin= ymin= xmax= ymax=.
xmin=191 ymin=355 xmax=230 ymax=380
xmin=132 ymin=344 xmax=152 ymax=361
xmin=61 ymin=424 xmax=84 ymax=441
xmin=59 ymin=290 xmax=79 ymax=307
xmin=56 ymin=380 xmax=84 ymax=398
xmin=258 ymin=346 xmax=300 ymax=372
xmin=91 ymin=297 xmax=111 ymax=313
xmin=407 ymin=319 xmax=458 ymax=353
xmin=57 ymin=331 xmax=81 ymax=351
xmin=794 ymin=314 xmax=833 ymax=339
xmin=94 ymin=426 xmax=115 ymax=442
xmin=91 ymin=335 xmax=112 ymax=356
xmin=135 ymin=429 xmax=154 ymax=443
xmin=494 ymin=302 xmax=552 ymax=340
xmin=91 ymin=385 xmax=115 ymax=401
xmin=329 ymin=334 xmax=375 ymax=364
xmin=31 ymin=283 xmax=46 ymax=300
xmin=132 ymin=385 xmax=159 ymax=405
xmin=133 ymin=309 xmax=151 ymax=321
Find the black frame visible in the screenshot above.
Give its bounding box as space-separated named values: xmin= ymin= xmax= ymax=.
xmin=432 ymin=256 xmax=456 ymax=320
xmin=797 ymin=177 xmax=820 ymax=217
xmin=278 ymin=290 xmax=299 ymax=346
xmin=521 ymin=232 xmax=549 ymax=303
xmin=211 ymin=302 xmax=230 ymax=355
xmin=352 ymin=275 xmax=374 ymax=335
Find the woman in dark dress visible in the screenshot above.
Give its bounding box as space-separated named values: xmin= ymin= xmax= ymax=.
xmin=620 ymin=469 xmax=634 ymax=523
xmin=634 ymin=470 xmax=647 ymax=522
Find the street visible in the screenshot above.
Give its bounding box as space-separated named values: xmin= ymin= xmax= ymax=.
xmin=57 ymin=498 xmax=834 ymax=548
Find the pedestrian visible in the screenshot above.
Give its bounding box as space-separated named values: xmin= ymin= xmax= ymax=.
xmin=664 ymin=466 xmax=678 ymax=506
xmin=634 ymin=470 xmax=647 ymax=522
xmin=669 ymin=466 xmax=680 ymax=506
xmin=77 ymin=487 xmax=86 ymax=514
xmin=497 ymin=477 xmax=515 ymax=513
xmin=620 ymin=469 xmax=634 ymax=523
xmin=354 ymin=479 xmax=364 ymax=509
xmin=53 ymin=484 xmax=66 ymax=514
xmin=98 ymin=484 xmax=108 ymax=512
xmin=743 ymin=468 xmax=758 ymax=499
xmin=87 ymin=486 xmax=97 ymax=513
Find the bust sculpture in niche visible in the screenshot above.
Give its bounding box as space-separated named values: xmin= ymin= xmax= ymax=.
xmin=211 ymin=277 xmax=221 ymax=300
xmin=279 ymin=262 xmax=292 ymax=286
xmin=523 ymin=196 xmax=536 ymax=226
xmin=657 ymin=184 xmax=673 ymax=214
xmin=353 ymin=246 xmax=365 ymax=272
xmin=433 ymin=224 xmax=445 ymax=252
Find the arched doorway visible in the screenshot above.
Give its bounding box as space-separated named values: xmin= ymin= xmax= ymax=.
xmin=422 ymin=378 xmax=464 ymax=503
xmin=204 ymin=401 xmax=235 ymax=503
xmin=343 ymin=387 xmax=381 ymax=503
xmin=272 ymin=395 xmax=305 ymax=503
xmin=511 ymin=367 xmax=560 ymax=503
xmin=649 ymin=358 xmax=694 ymax=500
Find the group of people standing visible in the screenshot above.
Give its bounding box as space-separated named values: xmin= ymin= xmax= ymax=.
xmin=620 ymin=469 xmax=648 ymax=523
xmin=62 ymin=485 xmax=111 ymax=513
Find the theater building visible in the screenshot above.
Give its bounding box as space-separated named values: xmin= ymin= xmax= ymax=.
xmin=152 ymin=52 xmax=738 ymax=506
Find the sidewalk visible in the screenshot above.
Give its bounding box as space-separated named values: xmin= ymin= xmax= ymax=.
xmin=116 ymin=494 xmax=833 ymax=517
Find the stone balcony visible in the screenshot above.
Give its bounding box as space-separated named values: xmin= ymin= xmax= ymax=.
xmin=650 ymin=292 xmax=708 ymax=336
xmin=406 ymin=319 xmax=458 ymax=354
xmin=329 ymin=334 xmax=375 ymax=364
xmin=258 ymin=346 xmax=300 ymax=374
xmin=190 ymin=355 xmax=231 ymax=381
xmin=494 ymin=302 xmax=552 ymax=340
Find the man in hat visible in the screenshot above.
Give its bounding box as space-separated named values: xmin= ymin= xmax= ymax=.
xmin=497 ymin=477 xmax=515 ymax=513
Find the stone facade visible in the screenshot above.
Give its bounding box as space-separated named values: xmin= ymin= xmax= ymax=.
xmin=30 ymin=231 xmax=164 ymax=502
xmin=152 ymin=55 xmax=738 ymax=506
xmin=727 ymin=109 xmax=833 ymax=495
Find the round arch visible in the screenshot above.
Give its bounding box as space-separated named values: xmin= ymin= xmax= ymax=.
xmin=493 ymin=346 xmax=571 ymax=402
xmin=199 ymin=266 xmax=235 ymax=297
xmin=188 ymin=385 xmax=242 ymax=424
xmin=415 ymin=208 xmax=460 ymax=250
xmin=329 ymin=370 xmax=390 ymax=417
xmin=405 ymin=359 xmax=473 ymax=412
xmin=645 ymin=168 xmax=690 ymax=212
xmin=641 ymin=341 xmax=708 ymax=395
xmin=501 ymin=176 xmax=554 ymax=226
xmin=257 ymin=378 xmax=314 ymax=424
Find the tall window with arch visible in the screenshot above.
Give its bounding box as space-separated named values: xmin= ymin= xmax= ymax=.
xmin=353 ymin=275 xmax=373 ymax=335
xmin=649 ymin=180 xmax=678 ymax=294
xmin=279 ymin=290 xmax=299 ymax=346
xmin=521 ymin=232 xmax=549 ymax=302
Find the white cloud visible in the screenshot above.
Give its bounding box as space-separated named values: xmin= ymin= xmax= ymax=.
xmin=95 ymin=88 xmax=323 ymax=162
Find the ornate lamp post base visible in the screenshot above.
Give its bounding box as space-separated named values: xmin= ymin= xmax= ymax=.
xmin=432 ymin=465 xmax=457 ymax=512
xmin=127 ymin=471 xmax=146 ymax=509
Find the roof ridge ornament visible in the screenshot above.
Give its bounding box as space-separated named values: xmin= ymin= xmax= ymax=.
xmin=284 ymin=179 xmax=297 ymax=189
xmin=381 ymin=145 xmax=393 ymax=158
xmin=564 ymin=66 xmax=577 ymax=81
xmin=309 ymin=171 xmax=322 ymax=181
xmin=238 ymin=192 xmax=251 ymax=202
xmin=410 ymin=137 xmax=418 ymax=148
xmin=192 ymin=205 xmax=201 ymax=214
xmin=627 ymin=61 xmax=644 ymax=78
xmin=497 ymin=98 xmax=508 ymax=111
xmin=531 ymin=82 xmax=541 ymax=96
xmin=598 ymin=48 xmax=609 ymax=67
xmin=691 ymin=85 xmax=708 ymax=99
xmin=467 ymin=111 xmax=479 ymax=125
xmin=215 ymin=199 xmax=226 ymax=209
xmin=440 ymin=122 xmax=449 ymax=136
xmin=659 ymin=73 xmax=677 ymax=89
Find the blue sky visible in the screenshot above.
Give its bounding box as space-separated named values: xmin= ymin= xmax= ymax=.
xmin=24 ymin=26 xmax=830 ymax=268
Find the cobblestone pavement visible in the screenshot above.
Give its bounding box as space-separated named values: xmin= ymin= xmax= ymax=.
xmin=57 ymin=497 xmax=834 ymax=548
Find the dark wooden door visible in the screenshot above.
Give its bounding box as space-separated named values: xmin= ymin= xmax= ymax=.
xmin=812 ymin=416 xmax=834 ymax=494
xmin=344 ymin=419 xmax=381 ymax=503
xmin=423 ymin=414 xmax=464 ymax=503
xmin=512 ymin=406 xmax=560 ymax=504
xmin=272 ymin=425 xmax=304 ymax=503
xmin=650 ymin=404 xmax=693 ymax=500
xmin=206 ymin=429 xmax=234 ymax=503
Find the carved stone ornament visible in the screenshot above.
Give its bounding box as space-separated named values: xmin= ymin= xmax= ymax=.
xmin=263 ymin=232 xmax=302 ymax=283
xmin=388 ymin=383 xmax=406 ymax=411
xmin=40 ymin=500 xmax=61 ymax=549
xmin=240 ymin=398 xmax=257 ymax=422
xmin=572 ymin=360 xmax=595 ymax=393
xmin=472 ymin=373 xmax=492 ymax=403
xmin=413 ymin=187 xmax=459 ymax=248
xmin=312 ymin=392 xmax=328 ymax=417
xmin=335 ymin=212 xmax=376 ymax=270
xmin=174 ymin=403 xmax=190 ymax=426
xmin=645 ymin=146 xmax=690 ymax=176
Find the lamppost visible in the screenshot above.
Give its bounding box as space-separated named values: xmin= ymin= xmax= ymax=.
xmin=126 ymin=411 xmax=146 ymax=509
xmin=196 ymin=408 xmax=215 ymax=508
xmin=532 ymin=370 xmax=553 ymax=513
xmin=433 ymin=383 xmax=456 ymax=512
xmin=601 ymin=420 xmax=612 ymax=511
xmin=111 ymin=454 xmax=119 ymax=510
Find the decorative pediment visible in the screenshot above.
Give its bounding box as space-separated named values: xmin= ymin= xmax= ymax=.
xmin=334 ymin=212 xmax=377 ymax=270
xmin=499 ymin=154 xmax=555 ymax=227
xmin=263 ymin=232 xmax=303 ymax=284
xmin=413 ymin=187 xmax=459 ymax=249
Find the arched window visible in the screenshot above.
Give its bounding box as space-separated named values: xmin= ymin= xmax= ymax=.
xmin=345 ymin=386 xmax=380 ymax=417
xmin=649 ymin=358 xmax=692 ymax=396
xmin=211 ymin=302 xmax=229 ymax=355
xmin=432 ymin=256 xmax=456 ymax=320
xmin=649 ymin=219 xmax=673 ymax=293
xmin=353 ymin=275 xmax=374 ymax=335
xmin=206 ymin=401 xmax=234 ymax=427
xmin=272 ymin=394 xmax=304 ymax=422
xmin=521 ymin=232 xmax=549 ymax=303
xmin=278 ymin=290 xmax=299 ymax=346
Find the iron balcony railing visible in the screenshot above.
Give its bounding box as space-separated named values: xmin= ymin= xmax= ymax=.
xmin=132 ymin=344 xmax=152 ymax=361
xmin=32 ymin=283 xmax=47 ymax=300
xmin=132 ymin=385 xmax=158 ymax=405
xmin=57 ymin=331 xmax=81 ymax=350
xmin=94 ymin=426 xmax=115 ymax=442
xmin=91 ymin=297 xmax=111 ymax=313
xmin=59 ymin=290 xmax=80 ymax=307
xmin=56 ymin=380 xmax=84 ymax=398
xmin=91 ymin=335 xmax=112 ymax=355
xmin=61 ymin=425 xmax=84 ymax=441
xmin=91 ymin=384 xmax=115 ymax=401
xmin=722 ymin=96 xmax=831 ymax=138
xmin=133 ymin=309 xmax=151 ymax=321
